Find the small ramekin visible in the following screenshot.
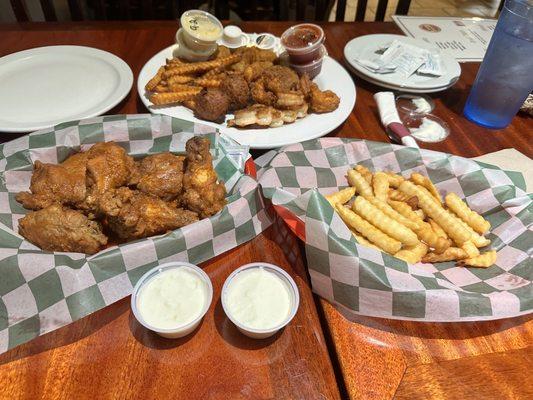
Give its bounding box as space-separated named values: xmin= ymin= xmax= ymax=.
xmin=131 ymin=261 xmax=213 ymax=339
xmin=221 ymin=262 xmax=300 ymax=339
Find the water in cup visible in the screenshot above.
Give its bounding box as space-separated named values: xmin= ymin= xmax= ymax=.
xmin=464 ymin=0 xmax=533 ymax=129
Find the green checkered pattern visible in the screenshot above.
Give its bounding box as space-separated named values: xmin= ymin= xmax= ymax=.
xmin=0 ymin=114 xmax=271 ymax=354
xmin=256 ymin=138 xmax=532 ymax=322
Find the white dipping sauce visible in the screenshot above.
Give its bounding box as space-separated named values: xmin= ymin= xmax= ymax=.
xmin=225 ymin=268 xmax=291 ymax=330
xmin=409 ymin=117 xmax=447 ymax=141
xmin=137 ymin=267 xmax=207 ymax=329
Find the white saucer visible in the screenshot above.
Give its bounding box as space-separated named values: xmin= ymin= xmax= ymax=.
xmin=0 ymin=46 xmax=133 ymax=133
xmin=344 ymin=34 xmax=461 ymax=92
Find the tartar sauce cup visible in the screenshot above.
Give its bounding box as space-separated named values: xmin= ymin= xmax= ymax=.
xmin=221 ymin=263 xmax=300 ymax=339
xmin=131 ymin=262 xmax=213 ymax=339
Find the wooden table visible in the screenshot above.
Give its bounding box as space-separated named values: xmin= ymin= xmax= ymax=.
xmin=0 ymin=21 xmax=531 ymax=400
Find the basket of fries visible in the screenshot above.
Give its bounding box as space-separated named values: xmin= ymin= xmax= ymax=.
xmin=256 ymin=138 xmax=532 ymax=321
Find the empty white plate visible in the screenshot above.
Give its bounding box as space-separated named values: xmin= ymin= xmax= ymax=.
xmin=344 ymin=34 xmax=461 ymax=92
xmin=0 ymin=46 xmax=133 ymax=133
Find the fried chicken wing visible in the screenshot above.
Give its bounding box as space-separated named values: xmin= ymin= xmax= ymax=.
xmin=81 ymin=142 xmax=137 ymax=212
xmin=182 ymin=137 xmax=227 ymax=218
xmin=86 ymin=142 xmax=137 ymax=192
xmin=16 ymin=153 xmax=88 ymax=210
xmin=18 ymin=204 xmax=108 ymax=254
xmin=137 ymin=153 xmax=185 ymax=201
xmin=99 ymin=187 xmax=198 ymax=240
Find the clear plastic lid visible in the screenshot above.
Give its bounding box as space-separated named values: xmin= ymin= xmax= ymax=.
xmin=396 ymin=93 xmax=435 ymax=116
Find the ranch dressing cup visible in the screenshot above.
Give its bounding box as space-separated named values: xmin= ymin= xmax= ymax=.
xmin=131 ymin=262 xmax=213 ymax=339
xmin=221 ymin=263 xmax=300 ymax=339
xmin=180 ymin=10 xmax=223 ymax=52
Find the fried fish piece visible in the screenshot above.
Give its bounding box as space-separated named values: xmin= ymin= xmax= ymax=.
xmin=16 ymin=152 xmax=88 ymax=210
xmin=18 ymin=204 xmax=107 ymax=254
xmin=309 ymin=83 xmax=340 ymax=113
xmin=182 ymin=137 xmax=227 ymax=218
xmin=99 ymin=187 xmax=198 ymax=240
xmin=137 ymin=153 xmax=185 ymax=201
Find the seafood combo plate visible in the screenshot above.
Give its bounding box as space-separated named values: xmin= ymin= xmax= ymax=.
xmin=138 ymin=17 xmax=355 ymax=149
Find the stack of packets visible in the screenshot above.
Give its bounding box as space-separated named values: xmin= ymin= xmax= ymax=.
xmin=256 ymin=138 xmax=532 ymax=321
xmin=356 ymin=40 xmax=445 ymax=77
xmin=0 ymin=114 xmax=272 ymax=355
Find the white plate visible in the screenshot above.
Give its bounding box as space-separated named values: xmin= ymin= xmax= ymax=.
xmin=138 ymin=44 xmax=356 ymax=149
xmin=347 ymin=62 xmax=458 ymax=93
xmin=344 ymin=34 xmax=461 ymax=91
xmin=0 ymin=46 xmax=133 ymax=133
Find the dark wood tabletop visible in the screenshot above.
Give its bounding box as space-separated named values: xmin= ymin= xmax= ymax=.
xmin=0 ymin=20 xmax=531 ymax=400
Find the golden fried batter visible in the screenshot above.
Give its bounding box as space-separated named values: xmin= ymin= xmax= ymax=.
xmin=220 ymin=74 xmax=250 ymax=110
xmin=16 ymin=152 xmax=88 ymax=210
xmin=19 ymin=204 xmax=108 ymax=254
xmin=262 ymin=65 xmax=300 ymax=93
xmin=182 ymin=137 xmax=227 ymax=218
xmin=82 ymin=142 xmax=137 ymax=212
xmin=99 ymin=187 xmax=198 ymax=240
xmin=137 ymin=153 xmax=185 ymax=201
xmin=309 ymin=83 xmax=340 ymax=113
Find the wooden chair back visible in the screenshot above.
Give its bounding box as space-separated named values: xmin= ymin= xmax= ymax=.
xmin=335 ymin=0 xmax=411 ymax=21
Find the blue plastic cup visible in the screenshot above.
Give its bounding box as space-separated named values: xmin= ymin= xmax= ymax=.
xmin=463 ymin=0 xmax=533 ymax=129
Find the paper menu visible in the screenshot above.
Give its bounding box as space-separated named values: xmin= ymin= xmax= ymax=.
xmin=392 ymin=16 xmax=497 ymax=62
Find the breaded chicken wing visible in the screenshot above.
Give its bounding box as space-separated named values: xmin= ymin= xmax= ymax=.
xmin=82 ymin=142 xmax=137 ymax=212
xmin=16 ymin=152 xmax=88 ymax=210
xmin=182 ymin=137 xmax=227 ymax=218
xmin=99 ymin=187 xmax=198 ymax=240
xmin=136 ymin=153 xmax=185 ymax=201
xmin=18 ymin=204 xmax=108 ymax=254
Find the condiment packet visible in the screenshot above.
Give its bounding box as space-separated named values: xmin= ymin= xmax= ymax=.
xmin=418 ymin=52 xmax=445 ymax=76
xmin=356 ymin=40 xmax=446 ymax=77
xmin=355 ymin=40 xmax=426 ymax=77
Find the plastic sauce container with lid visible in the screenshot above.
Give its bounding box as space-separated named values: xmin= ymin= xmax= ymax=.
xmin=180 ymin=9 xmax=223 ymax=44
xmin=175 ymin=28 xmax=217 ymax=62
xmin=287 ymin=45 xmax=327 ymax=79
xmin=281 ymin=23 xmax=325 ymax=65
xmin=131 ymin=262 xmax=213 ymax=338
xmin=221 ymin=263 xmax=300 ymax=339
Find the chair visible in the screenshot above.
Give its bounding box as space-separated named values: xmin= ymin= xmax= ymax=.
xmin=335 ymin=0 xmax=412 ymax=21
xmin=9 ymin=0 xmax=84 ymax=21
xmin=7 ymin=1 xmax=206 ymax=22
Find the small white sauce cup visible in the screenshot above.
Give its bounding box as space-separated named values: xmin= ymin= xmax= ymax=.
xmin=221 ymin=262 xmax=300 ymax=339
xmin=131 ymin=262 xmax=213 ymax=339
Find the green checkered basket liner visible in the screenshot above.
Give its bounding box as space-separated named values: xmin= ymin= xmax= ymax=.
xmin=0 ymin=114 xmax=272 ymax=354
xmin=256 ymin=138 xmax=532 ymax=322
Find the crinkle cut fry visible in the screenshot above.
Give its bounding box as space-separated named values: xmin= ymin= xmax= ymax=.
xmin=145 ymin=66 xmax=165 ymax=91
xmin=355 ymin=165 xmax=373 ymax=184
xmin=347 ymin=169 xmax=373 ymax=198
xmin=163 ymin=54 xmax=241 ymax=78
xmin=395 ymin=242 xmax=428 ymax=264
xmin=325 ymin=187 xmax=356 ymax=207
xmin=352 ymin=196 xmax=419 ymax=246
xmin=150 ymin=89 xmax=201 ymax=105
xmin=456 ymin=250 xmax=497 ymax=268
xmin=422 ymin=247 xmax=468 ymax=263
xmin=399 ymin=181 xmax=471 ymax=245
xmin=335 ymin=204 xmax=401 ymax=254
xmin=445 ymin=192 xmax=491 ymax=234
xmin=372 ymin=172 xmax=389 ymax=202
